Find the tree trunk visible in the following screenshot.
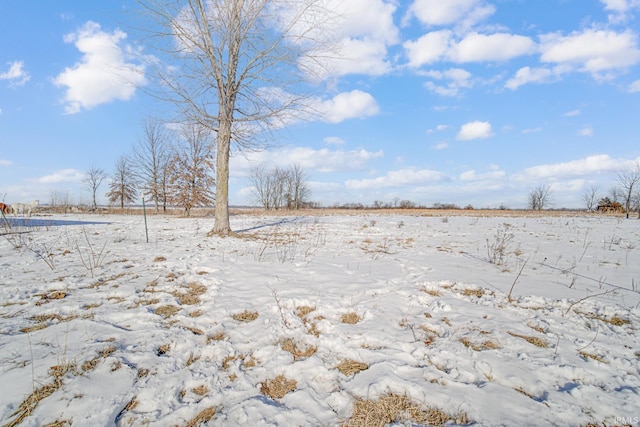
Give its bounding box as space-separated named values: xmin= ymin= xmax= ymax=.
xmin=209 ymin=119 xmax=232 ymax=236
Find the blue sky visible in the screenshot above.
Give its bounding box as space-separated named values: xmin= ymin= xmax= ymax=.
xmin=1 ymin=0 xmax=639 ymax=209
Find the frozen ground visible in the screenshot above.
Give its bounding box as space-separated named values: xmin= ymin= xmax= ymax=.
xmin=1 ymin=211 xmax=639 ymax=426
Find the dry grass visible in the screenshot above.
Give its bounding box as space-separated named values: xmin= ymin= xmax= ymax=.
xmin=192 ymin=385 xmax=209 ymax=396
xmin=295 ymin=305 xmax=316 ymax=318
xmin=174 ymin=282 xmax=207 ymax=305
xmin=232 ymin=309 xmax=259 ymax=322
xmin=260 ymin=375 xmax=297 ymax=400
xmin=508 ymin=332 xmax=549 ymax=348
xmin=157 ymin=343 xmax=171 ymax=356
xmin=153 ymin=256 xmax=166 ymax=262
xmin=5 ymin=361 xmax=80 ymax=427
xmin=186 ymin=352 xmax=200 ymax=367
xmin=184 ymin=406 xmax=216 ymax=427
xmin=183 ymin=325 xmax=204 ymax=335
xmin=336 ymin=359 xmax=369 ymax=376
xmin=461 ymin=288 xmax=485 ymax=298
xmin=459 ymin=337 xmax=502 ymax=351
xmin=20 ymin=323 xmax=48 ymax=333
xmin=207 ymin=331 xmax=226 ymax=343
xmin=281 ymin=338 xmax=317 ymax=360
xmin=343 ymin=393 xmax=469 ymax=427
xmin=222 ymin=355 xmax=241 ymax=370
xmin=420 ymin=286 xmax=443 ymax=297
xmin=579 ymin=351 xmax=606 ymax=363
xmin=608 ymin=316 xmax=630 ymax=326
xmin=155 ymin=305 xmax=180 ymax=318
xmin=6 ymin=379 xmax=63 ymax=427
xmin=341 ymin=312 xmax=362 ymax=324
xmin=527 ymin=323 xmax=547 ymax=334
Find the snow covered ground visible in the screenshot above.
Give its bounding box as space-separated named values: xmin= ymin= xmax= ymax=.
xmin=1 ymin=211 xmax=639 ymax=426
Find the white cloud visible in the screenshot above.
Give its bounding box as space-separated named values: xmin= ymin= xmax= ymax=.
xmin=431 ymin=142 xmax=449 ymax=150
xmin=345 ymin=168 xmax=447 ymax=190
xmin=578 ymin=127 xmax=594 ymax=137
xmin=0 ymin=61 xmax=30 ymax=87
xmin=405 ymin=31 xmax=534 ymax=68
xmin=519 ymin=154 xmax=622 ymax=179
xmin=456 ymin=120 xmax=493 ymax=140
xmin=505 ymin=66 xmax=554 ymax=89
xmin=54 ymin=21 xmax=146 ymax=114
xmin=563 ymin=109 xmax=581 ymax=117
xmin=423 ymin=68 xmax=473 ymax=97
xmin=33 ymin=169 xmax=85 ymax=184
xmin=408 ymin=0 xmax=495 ymax=28
xmin=234 ymin=147 xmax=383 ymax=175
xmin=0 ymin=159 xmax=13 ymax=166
xmin=449 ymin=33 xmax=536 ymax=63
xmin=459 ymin=169 xmax=506 ymax=181
xmin=600 ymin=0 xmax=640 ymax=22
xmin=522 ymin=127 xmax=543 ymax=134
xmin=302 ymin=0 xmax=399 ymax=78
xmin=629 ymin=79 xmax=640 ymax=92
xmin=324 ymin=136 xmax=346 ymax=146
xmin=539 ymin=29 xmax=640 ymax=78
xmin=404 ymin=31 xmax=452 ymax=67
xmin=318 ymin=90 xmax=380 ymax=123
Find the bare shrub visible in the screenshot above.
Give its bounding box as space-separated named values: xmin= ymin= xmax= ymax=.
xmin=486 ymin=223 xmax=514 ymax=265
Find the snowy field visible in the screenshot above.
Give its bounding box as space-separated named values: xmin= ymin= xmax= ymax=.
xmin=1 ymin=211 xmax=639 ymax=427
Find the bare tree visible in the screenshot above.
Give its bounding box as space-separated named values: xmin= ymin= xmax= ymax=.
xmin=167 ymin=123 xmax=215 ymax=216
xmin=617 ymin=161 xmax=640 ymax=219
xmin=250 ymin=163 xmax=310 ymax=210
xmin=106 ymin=156 xmax=138 ymax=209
xmin=137 ymin=0 xmax=337 ymax=235
xmin=287 ymin=163 xmax=310 ymax=210
xmin=83 ymin=165 xmax=107 ymax=209
xmin=132 ymin=118 xmax=172 ymax=212
xmin=250 ymin=163 xmax=275 ymax=210
xmin=581 ymin=184 xmax=600 ymax=212
xmin=528 ymin=184 xmax=552 ymax=211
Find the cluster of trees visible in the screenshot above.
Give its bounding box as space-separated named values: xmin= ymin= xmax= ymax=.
xmin=249 ymin=164 xmax=311 ymax=210
xmin=83 ymin=119 xmax=217 ymax=216
xmin=83 ymin=119 xmax=313 ymax=216
xmin=529 ymin=162 xmax=640 ymax=218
